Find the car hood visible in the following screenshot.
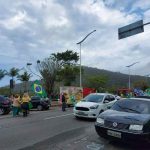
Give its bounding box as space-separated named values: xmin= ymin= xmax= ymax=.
xmin=75 ymin=101 xmax=100 ymax=108
xmin=100 ymin=109 xmax=150 ymax=124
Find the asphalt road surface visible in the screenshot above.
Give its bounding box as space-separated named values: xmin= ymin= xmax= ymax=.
xmin=0 ymin=107 xmax=149 ymax=150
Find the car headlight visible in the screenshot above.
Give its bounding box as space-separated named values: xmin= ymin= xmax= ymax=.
xmin=90 ymin=105 xmax=99 ymax=109
xmin=129 ymin=125 xmax=143 ymax=131
xmin=96 ymin=118 xmax=104 ymax=124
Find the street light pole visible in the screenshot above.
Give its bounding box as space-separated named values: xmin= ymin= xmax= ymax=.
xmin=26 ymin=63 xmax=42 ymax=79
xmin=126 ymin=61 xmax=139 ymax=89
xmin=76 ymin=30 xmax=96 ymax=87
xmin=79 ymin=43 xmax=82 ymax=88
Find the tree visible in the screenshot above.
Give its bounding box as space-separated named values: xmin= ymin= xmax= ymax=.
xmin=17 ymin=71 xmax=32 ymax=92
xmin=8 ymin=67 xmax=19 ymax=80
xmin=86 ymin=75 xmax=108 ymax=92
xmin=51 ymin=50 xmax=79 ymax=66
xmin=0 ymin=69 xmax=6 ymax=80
xmin=57 ymin=65 xmax=79 ymax=86
xmin=0 ymin=87 xmax=10 ymax=95
xmin=37 ymin=57 xmax=60 ymax=97
xmin=52 ymin=50 xmax=79 ymax=86
xmin=37 ymin=50 xmax=79 ymax=96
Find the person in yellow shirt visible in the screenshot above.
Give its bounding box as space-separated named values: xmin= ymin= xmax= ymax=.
xmin=12 ymin=94 xmax=21 ymax=117
xmin=21 ymin=92 xmax=30 ymax=117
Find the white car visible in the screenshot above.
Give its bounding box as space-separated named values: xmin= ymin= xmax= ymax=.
xmin=73 ymin=93 xmax=117 ymax=119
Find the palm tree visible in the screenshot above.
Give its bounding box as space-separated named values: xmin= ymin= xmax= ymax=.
xmin=8 ymin=67 xmax=19 ymax=80
xmin=0 ymin=69 xmax=6 ymax=80
xmin=17 ymin=71 xmax=32 ymax=92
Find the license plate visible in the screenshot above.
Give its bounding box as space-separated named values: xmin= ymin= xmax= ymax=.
xmin=107 ymin=130 xmax=121 ymax=138
xmin=76 ymin=111 xmax=87 ymax=116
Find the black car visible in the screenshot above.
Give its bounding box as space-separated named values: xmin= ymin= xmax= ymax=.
xmin=95 ymin=98 xmax=150 ymax=144
xmin=0 ymin=95 xmax=11 ymax=115
xmin=30 ymin=96 xmax=50 ymax=111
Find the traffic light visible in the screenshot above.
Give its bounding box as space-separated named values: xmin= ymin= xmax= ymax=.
xmin=10 ymin=79 xmax=14 ymax=89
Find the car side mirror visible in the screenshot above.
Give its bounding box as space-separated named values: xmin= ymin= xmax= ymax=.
xmin=104 ymin=100 xmax=109 ymax=103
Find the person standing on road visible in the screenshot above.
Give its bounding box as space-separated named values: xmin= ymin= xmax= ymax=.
xmin=12 ymin=94 xmax=21 ymax=117
xmin=62 ymin=93 xmax=66 ymax=111
xmin=21 ymin=92 xmax=30 ymax=117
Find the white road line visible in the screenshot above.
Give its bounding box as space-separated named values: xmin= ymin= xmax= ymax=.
xmin=44 ymin=113 xmax=73 ymax=120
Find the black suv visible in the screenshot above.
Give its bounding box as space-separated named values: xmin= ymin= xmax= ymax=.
xmin=0 ymin=95 xmax=11 ymax=115
xmin=30 ymin=96 xmax=50 ymax=111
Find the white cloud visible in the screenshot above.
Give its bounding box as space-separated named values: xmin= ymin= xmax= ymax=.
xmin=0 ymin=0 xmax=150 ymax=86
xmin=132 ymin=0 xmax=150 ymax=11
xmin=0 ymin=10 xmax=36 ymax=30
xmin=74 ymin=0 xmax=138 ymax=26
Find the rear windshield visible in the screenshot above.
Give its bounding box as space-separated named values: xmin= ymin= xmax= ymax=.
xmin=31 ymin=97 xmax=40 ymax=100
xmin=83 ymin=94 xmax=104 ymax=103
xmin=111 ymin=99 xmax=150 ymax=114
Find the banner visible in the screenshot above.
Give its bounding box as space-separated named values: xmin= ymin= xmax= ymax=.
xmin=60 ymin=86 xmax=83 ymax=105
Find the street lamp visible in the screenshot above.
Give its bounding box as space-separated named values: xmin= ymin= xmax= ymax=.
xmin=76 ymin=30 xmax=96 ymax=87
xmin=126 ymin=62 xmax=140 ymax=89
xmin=26 ymin=62 xmax=42 ymax=79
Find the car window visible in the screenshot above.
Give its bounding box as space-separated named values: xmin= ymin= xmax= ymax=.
xmin=31 ymin=97 xmax=40 ymax=100
xmin=136 ymin=96 xmax=150 ymax=99
xmin=104 ymin=95 xmax=110 ymax=101
xmin=83 ymin=94 xmax=104 ymax=103
xmin=109 ymin=95 xmax=115 ymax=101
xmin=111 ymin=99 xmax=150 ymax=114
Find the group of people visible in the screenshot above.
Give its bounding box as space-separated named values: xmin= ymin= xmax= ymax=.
xmin=11 ymin=92 xmax=31 ymax=117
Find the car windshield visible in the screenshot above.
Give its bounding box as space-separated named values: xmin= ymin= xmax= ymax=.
xmin=111 ymin=99 xmax=150 ymax=114
xmin=136 ymin=96 xmax=150 ymax=99
xmin=83 ymin=94 xmax=104 ymax=103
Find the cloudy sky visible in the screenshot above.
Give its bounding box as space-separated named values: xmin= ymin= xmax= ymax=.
xmin=0 ymin=0 xmax=150 ymax=86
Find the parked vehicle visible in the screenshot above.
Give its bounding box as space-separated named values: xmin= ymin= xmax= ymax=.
xmin=136 ymin=95 xmax=150 ymax=99
xmin=95 ymin=98 xmax=150 ymax=144
xmin=0 ymin=95 xmax=11 ymax=115
xmin=30 ymin=96 xmax=50 ymax=111
xmin=73 ymin=93 xmax=117 ymax=119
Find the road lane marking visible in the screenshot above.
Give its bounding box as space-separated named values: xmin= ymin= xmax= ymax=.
xmin=44 ymin=113 xmax=73 ymax=120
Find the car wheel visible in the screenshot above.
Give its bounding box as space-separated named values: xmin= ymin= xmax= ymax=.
xmin=37 ymin=105 xmax=43 ymax=111
xmin=46 ymin=106 xmax=50 ymax=110
xmin=75 ymin=116 xmax=80 ymax=119
xmin=4 ymin=109 xmax=10 ymax=115
xmin=0 ymin=108 xmax=5 ymax=115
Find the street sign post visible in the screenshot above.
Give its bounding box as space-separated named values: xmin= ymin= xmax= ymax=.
xmin=118 ymin=20 xmax=144 ymax=39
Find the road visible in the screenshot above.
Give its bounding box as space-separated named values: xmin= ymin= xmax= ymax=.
xmin=0 ymin=107 xmax=149 ymax=150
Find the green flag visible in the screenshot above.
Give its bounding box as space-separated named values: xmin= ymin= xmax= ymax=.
xmin=31 ymin=80 xmax=47 ymax=97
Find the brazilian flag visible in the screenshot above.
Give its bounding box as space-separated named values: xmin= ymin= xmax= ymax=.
xmin=31 ymin=80 xmax=47 ymax=97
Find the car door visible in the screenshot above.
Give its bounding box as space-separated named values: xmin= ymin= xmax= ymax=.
xmin=103 ymin=95 xmax=111 ymax=110
xmin=107 ymin=95 xmax=117 ymax=108
xmin=31 ymin=97 xmax=40 ymax=108
xmin=104 ymin=94 xmax=117 ymax=110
